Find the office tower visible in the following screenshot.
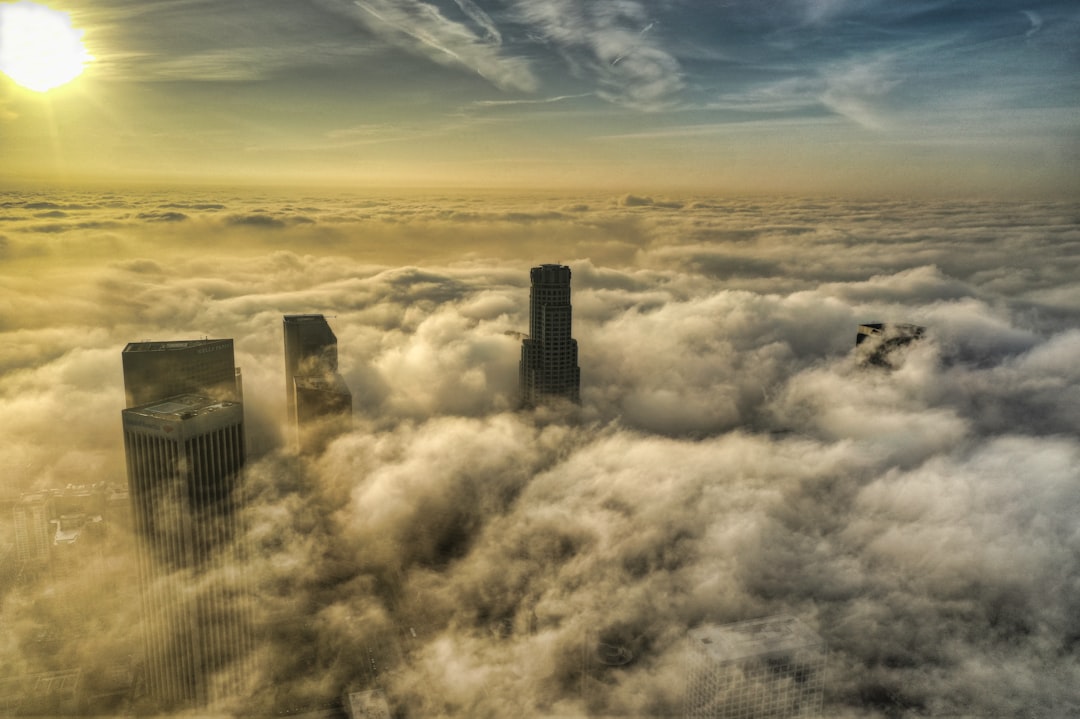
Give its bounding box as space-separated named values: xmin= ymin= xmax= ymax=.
xmin=122 ymin=395 xmax=252 ymax=707
xmin=283 ymin=314 xmax=352 ymax=450
xmin=520 ymin=264 xmax=581 ymax=406
xmin=855 ymin=323 xmax=926 ymax=369
xmin=684 ymin=616 xmax=826 ymax=719
xmin=13 ymin=493 xmax=51 ymax=566
xmin=292 ymin=375 xmax=353 ymax=449
xmin=122 ymin=339 xmax=242 ymax=407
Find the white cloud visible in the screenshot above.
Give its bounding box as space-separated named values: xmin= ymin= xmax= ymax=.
xmin=2 ymin=190 xmax=1079 ymax=715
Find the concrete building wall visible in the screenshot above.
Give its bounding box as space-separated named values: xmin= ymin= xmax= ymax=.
xmin=122 ymin=396 xmax=252 ymax=708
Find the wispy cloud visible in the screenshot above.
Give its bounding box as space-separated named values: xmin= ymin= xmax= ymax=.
xmin=513 ymin=0 xmax=684 ymax=110
xmin=452 ymin=0 xmax=503 ymax=43
xmin=801 ymin=0 xmax=856 ymax=26
xmin=1020 ymin=9 xmax=1045 ymax=38
xmin=133 ymin=48 xmax=289 ymax=82
xmin=314 ymin=0 xmax=684 ymax=108
xmin=705 ymin=75 xmax=823 ymax=114
xmin=819 ymin=53 xmax=901 ymax=129
xmin=244 ymin=115 xmax=511 ymax=155
xmin=316 ymin=0 xmax=538 ymax=92
xmin=591 ymin=116 xmax=842 ymax=141
xmin=472 ymin=92 xmax=594 ymax=107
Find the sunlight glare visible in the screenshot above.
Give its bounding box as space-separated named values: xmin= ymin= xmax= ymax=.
xmin=0 ymin=1 xmax=93 ymax=92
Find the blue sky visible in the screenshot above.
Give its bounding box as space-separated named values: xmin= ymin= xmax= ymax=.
xmin=1 ymin=0 xmax=1077 ymax=194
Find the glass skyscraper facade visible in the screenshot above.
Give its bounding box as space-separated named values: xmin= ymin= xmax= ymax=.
xmin=122 ymin=394 xmax=253 ymax=708
xmin=283 ymin=314 xmax=352 ymax=451
xmin=122 ymin=339 xmax=241 ymax=407
xmin=520 ymin=264 xmax=580 ymax=406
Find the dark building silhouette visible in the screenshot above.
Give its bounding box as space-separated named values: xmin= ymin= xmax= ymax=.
xmin=855 ymin=323 xmax=926 ymax=368
xmin=122 ymin=394 xmax=253 ymax=708
xmin=283 ymin=314 xmax=352 ymax=451
xmin=122 ymin=339 xmax=241 ymax=407
xmin=520 ymin=264 xmax=580 ymax=406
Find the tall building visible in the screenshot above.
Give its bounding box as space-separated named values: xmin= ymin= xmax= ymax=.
xmin=122 ymin=394 xmax=253 ymax=708
xmin=855 ymin=322 xmax=925 ymax=369
xmin=683 ymin=616 xmax=826 ymax=719
xmin=283 ymin=314 xmax=352 ymax=450
xmin=13 ymin=493 xmax=51 ymax=567
xmin=122 ymin=339 xmax=242 ymax=407
xmin=520 ymin=264 xmax=581 ymax=406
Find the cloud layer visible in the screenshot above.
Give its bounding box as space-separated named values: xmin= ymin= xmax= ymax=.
xmin=1 ymin=190 xmax=1079 ymax=716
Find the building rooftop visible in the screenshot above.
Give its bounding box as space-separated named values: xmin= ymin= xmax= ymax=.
xmin=856 ymin=323 xmax=926 ymax=343
xmin=530 ymin=264 xmax=572 ymax=281
xmin=284 ymin=314 xmax=330 ymax=322
xmin=123 ymin=339 xmax=230 ymax=353
xmin=345 ymin=689 xmax=391 ymax=719
xmin=689 ymin=615 xmax=825 ymax=663
xmin=54 ymin=514 xmax=94 ymax=544
xmin=124 ymin=394 xmax=239 ymax=420
xmin=855 ymin=322 xmax=927 ymax=369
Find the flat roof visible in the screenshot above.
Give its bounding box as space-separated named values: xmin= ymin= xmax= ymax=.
xmin=284 ymin=314 xmax=328 ymax=322
xmin=124 ymin=394 xmax=239 ymax=420
xmin=345 ymin=689 xmax=391 ymax=719
xmin=123 ymin=338 xmax=231 ymax=353
xmin=856 ymin=323 xmax=925 ymax=336
xmin=689 ymin=615 xmax=824 ymax=662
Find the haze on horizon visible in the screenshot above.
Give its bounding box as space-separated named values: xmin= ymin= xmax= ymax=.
xmin=0 ymin=0 xmax=1077 ymax=196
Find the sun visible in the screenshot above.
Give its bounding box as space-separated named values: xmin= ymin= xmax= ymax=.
xmin=0 ymin=1 xmax=93 ymax=92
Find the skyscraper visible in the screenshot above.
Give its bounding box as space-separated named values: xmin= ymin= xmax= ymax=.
xmin=855 ymin=322 xmax=926 ymax=369
xmin=122 ymin=339 xmax=242 ymax=407
xmin=520 ymin=264 xmax=581 ymax=406
xmin=122 ymin=394 xmax=252 ymax=707
xmin=13 ymin=493 xmax=51 ymax=567
xmin=683 ymin=616 xmax=826 ymax=719
xmin=283 ymin=314 xmax=352 ymax=450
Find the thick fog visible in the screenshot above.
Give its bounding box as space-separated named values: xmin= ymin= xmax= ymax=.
xmin=1 ymin=191 xmax=1078 ymax=716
